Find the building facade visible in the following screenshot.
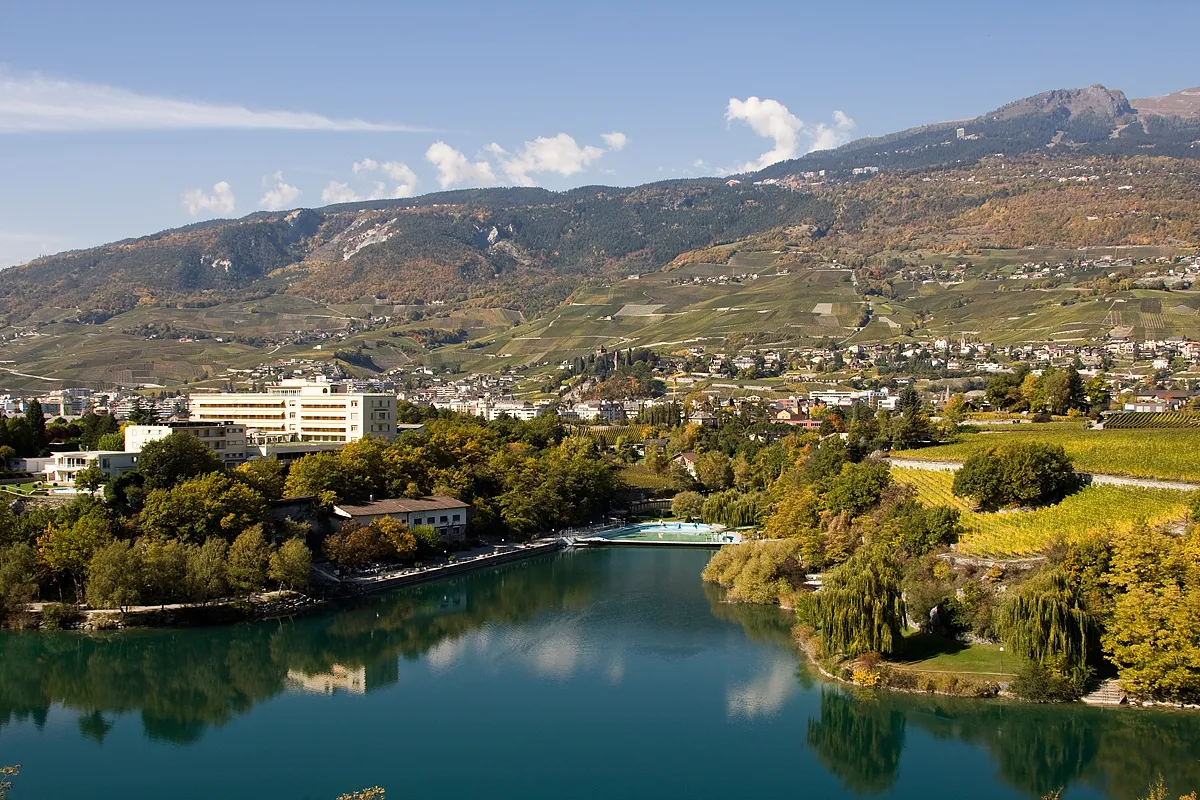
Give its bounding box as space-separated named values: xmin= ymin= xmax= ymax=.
xmin=124 ymin=421 xmax=248 ymax=467
xmin=188 ymin=380 xmax=397 ymax=443
xmin=332 ymin=496 xmax=470 ymax=545
xmin=41 ymin=451 xmax=138 ymax=484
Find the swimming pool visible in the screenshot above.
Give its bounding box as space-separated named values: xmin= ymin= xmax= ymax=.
xmin=600 ymin=521 xmax=740 ymax=543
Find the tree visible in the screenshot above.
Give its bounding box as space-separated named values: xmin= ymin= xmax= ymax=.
xmin=139 ymin=473 xmax=267 ymax=543
xmin=24 ymin=399 xmax=48 ymax=456
xmin=141 ymin=538 xmax=189 ymax=607
xmin=96 ymin=431 xmax=126 ymax=452
xmin=269 ymin=538 xmax=312 ymax=591
xmin=942 ymin=394 xmax=968 ymax=425
xmin=644 ymin=442 xmax=666 ymax=473
xmin=370 ymin=516 xmax=417 ymax=562
xmin=283 ymin=451 xmax=346 ymax=500
xmin=800 ymin=546 xmax=907 ymax=658
xmin=1085 ymin=377 xmax=1112 ymax=412
xmin=998 ymin=566 xmax=1097 ymax=694
xmin=0 ymin=543 xmax=37 ymax=623
xmin=227 ymin=525 xmax=272 ymax=597
xmin=695 ymin=451 xmax=733 ymax=491
xmin=184 ymin=538 xmax=229 ymax=603
xmin=38 ymin=511 xmax=113 ymax=596
xmin=126 ymin=398 xmax=158 ymax=426
xmin=74 ymin=463 xmax=106 ymax=494
xmin=233 ymin=458 xmax=286 ymax=501
xmin=952 ymin=443 xmax=1078 ymax=511
xmin=136 ymin=432 xmax=222 ymax=490
xmin=824 ymin=462 xmax=892 ymax=517
xmin=671 ymin=490 xmax=705 ymax=521
xmin=1102 ymin=525 xmax=1200 ymax=703
xmin=86 ymin=540 xmax=144 ymax=611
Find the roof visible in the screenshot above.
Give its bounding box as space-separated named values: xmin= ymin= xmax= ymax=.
xmin=334 ymin=495 xmax=468 ymax=517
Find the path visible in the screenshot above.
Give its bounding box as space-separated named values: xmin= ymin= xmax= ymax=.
xmin=0 ymin=367 xmax=62 ymax=382
xmin=888 ymin=457 xmax=1200 ymax=492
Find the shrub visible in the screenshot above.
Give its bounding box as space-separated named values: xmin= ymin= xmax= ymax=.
xmin=1010 ymin=660 xmax=1090 ymax=702
xmin=953 ymin=442 xmax=1079 ymax=511
xmin=40 ymin=602 xmax=81 ymax=630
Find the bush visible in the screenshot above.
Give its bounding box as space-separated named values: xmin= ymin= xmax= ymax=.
xmin=1010 ymin=660 xmax=1090 ymax=702
xmin=953 ymin=442 xmax=1079 ymax=510
xmin=40 ymin=602 xmax=81 ymax=630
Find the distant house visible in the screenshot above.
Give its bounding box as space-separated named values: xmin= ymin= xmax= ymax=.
xmin=671 ymin=452 xmax=699 ymax=478
xmin=42 ymin=451 xmax=138 ymax=484
xmin=688 ymin=410 xmax=717 ymax=427
xmin=333 ymin=496 xmax=470 ymax=545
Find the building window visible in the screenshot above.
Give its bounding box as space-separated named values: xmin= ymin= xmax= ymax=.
xmin=439 ymin=516 xmax=448 ymax=524
xmin=452 ymin=514 xmax=461 ymax=522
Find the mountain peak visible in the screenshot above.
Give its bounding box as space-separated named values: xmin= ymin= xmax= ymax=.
xmin=984 ymin=84 xmax=1135 ymax=121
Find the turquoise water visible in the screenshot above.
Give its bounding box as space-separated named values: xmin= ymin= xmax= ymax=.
xmin=1 ymin=548 xmax=1198 ymax=799
xmin=603 ymin=521 xmax=734 ymax=542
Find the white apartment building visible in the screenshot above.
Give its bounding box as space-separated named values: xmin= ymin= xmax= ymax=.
xmin=124 ymin=421 xmax=248 ymax=468
xmin=42 ymin=451 xmax=138 ymax=484
xmin=188 ymin=380 xmax=397 ymax=443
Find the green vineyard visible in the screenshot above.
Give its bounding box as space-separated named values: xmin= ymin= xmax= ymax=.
xmin=1101 ymin=412 xmax=1200 ymax=429
xmin=892 ymin=467 xmax=1191 ymax=558
xmin=903 ymin=427 xmax=1200 ymax=482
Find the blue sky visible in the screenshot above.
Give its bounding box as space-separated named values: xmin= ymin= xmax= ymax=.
xmin=1 ymin=0 xmax=1197 ymax=267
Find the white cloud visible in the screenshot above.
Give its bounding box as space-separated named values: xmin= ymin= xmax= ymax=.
xmin=259 ymin=171 xmax=301 ymax=210
xmin=182 ymin=181 xmax=235 ymax=216
xmin=321 ymin=181 xmax=360 ymax=204
xmin=338 ymin=158 xmax=419 ymax=200
xmin=498 ymin=133 xmax=608 ymax=187
xmin=601 ymin=132 xmax=629 ymax=151
xmin=0 ymin=69 xmax=423 ymax=133
xmin=725 ymin=97 xmax=856 ymax=171
xmin=425 ymin=141 xmax=497 ymax=189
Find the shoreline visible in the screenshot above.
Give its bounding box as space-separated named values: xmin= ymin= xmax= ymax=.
xmin=18 ymin=538 xmax=568 ymax=632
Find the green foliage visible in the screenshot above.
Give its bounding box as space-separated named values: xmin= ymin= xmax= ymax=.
xmin=233 ymin=458 xmax=286 ymax=501
xmin=136 ymin=432 xmax=223 ymax=490
xmin=227 ymin=525 xmax=272 ymax=596
xmin=824 ymin=461 xmax=892 ymax=517
xmin=701 ymin=539 xmax=805 ymax=605
xmin=39 ymin=602 xmax=80 ymax=630
xmin=953 ymin=442 xmax=1078 ymax=511
xmin=1010 ymin=660 xmax=1091 ymax=703
xmin=184 ymin=538 xmax=229 ymax=603
xmin=695 ymin=451 xmax=733 ymax=491
xmin=96 ymin=431 xmax=125 ymax=451
xmin=801 ymin=546 xmax=907 ymax=658
xmin=86 ymin=539 xmax=144 ymax=610
xmin=671 ymin=491 xmax=705 ymax=521
xmin=37 ymin=508 xmax=113 ymax=593
xmin=0 ymin=543 xmax=37 ymax=624
xmin=998 ymin=566 xmax=1097 ymax=682
xmin=700 ymin=489 xmax=767 ymax=527
xmin=269 ymin=538 xmax=312 ymax=591
xmin=139 ymin=473 xmax=267 ymax=543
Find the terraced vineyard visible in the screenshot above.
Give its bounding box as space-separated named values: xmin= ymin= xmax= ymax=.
xmin=1102 ymin=412 xmax=1200 ymax=429
xmin=902 ymin=427 xmax=1200 ymax=482
xmin=892 ymin=467 xmax=1191 ymax=558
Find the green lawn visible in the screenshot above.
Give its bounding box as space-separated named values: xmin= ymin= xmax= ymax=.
xmin=891 ymin=633 xmax=1015 ymax=676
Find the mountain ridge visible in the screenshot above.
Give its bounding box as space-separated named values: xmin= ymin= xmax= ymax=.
xmin=3 ymin=84 xmax=1200 ymax=331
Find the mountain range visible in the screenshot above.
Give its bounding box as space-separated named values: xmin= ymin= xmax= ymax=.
xmin=1 ymin=84 xmax=1199 ymax=380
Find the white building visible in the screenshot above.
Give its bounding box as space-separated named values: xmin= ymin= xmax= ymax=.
xmin=42 ymin=451 xmax=138 ymax=484
xmin=124 ymin=421 xmax=248 ymax=468
xmin=188 ymin=380 xmax=397 ymax=443
xmin=332 ymin=496 xmax=470 ymax=545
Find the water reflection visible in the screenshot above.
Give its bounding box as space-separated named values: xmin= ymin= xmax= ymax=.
xmin=2 ymin=549 xmax=1199 ymax=800
xmin=805 ymin=687 xmax=1200 ymax=799
xmin=0 ymin=553 xmax=595 ymax=745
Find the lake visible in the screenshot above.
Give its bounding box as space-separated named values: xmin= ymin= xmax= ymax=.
xmin=2 ymin=547 xmax=1198 ymax=799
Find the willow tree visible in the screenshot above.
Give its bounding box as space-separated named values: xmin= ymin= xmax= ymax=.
xmin=802 ymin=546 xmax=906 ymax=658
xmin=998 ymin=566 xmax=1097 ymax=672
